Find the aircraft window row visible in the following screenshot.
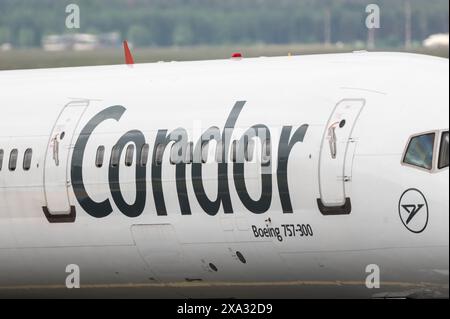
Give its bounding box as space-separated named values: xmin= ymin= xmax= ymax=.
xmin=0 ymin=148 xmax=33 ymax=172
xmin=99 ymin=140 xmax=272 ymax=168
xmin=163 ymin=140 xmax=271 ymax=166
xmin=403 ymin=131 xmax=449 ymax=171
xmin=108 ymin=144 xmax=150 ymax=168
xmin=231 ymin=140 xmax=271 ymax=165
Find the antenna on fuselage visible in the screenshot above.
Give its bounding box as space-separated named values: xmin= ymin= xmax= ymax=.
xmin=123 ymin=40 xmax=134 ymax=66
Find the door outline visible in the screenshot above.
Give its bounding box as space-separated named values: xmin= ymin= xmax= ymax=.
xmin=42 ymin=100 xmax=89 ymax=223
xmin=131 ymin=224 xmax=193 ymax=282
xmin=317 ymin=98 xmax=366 ymax=215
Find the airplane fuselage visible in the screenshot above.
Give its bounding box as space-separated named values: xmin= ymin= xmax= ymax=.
xmin=0 ymin=53 xmax=448 ymax=298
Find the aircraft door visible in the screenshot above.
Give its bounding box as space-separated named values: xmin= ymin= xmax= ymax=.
xmin=131 ymin=224 xmax=202 ymax=282
xmin=43 ymin=100 xmax=89 ymax=222
xmin=318 ymin=99 xmax=365 ymax=214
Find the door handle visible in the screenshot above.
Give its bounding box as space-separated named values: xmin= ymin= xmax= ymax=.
xmin=327 ymin=123 xmax=339 ymax=159
xmin=52 ymin=134 xmax=60 ymax=166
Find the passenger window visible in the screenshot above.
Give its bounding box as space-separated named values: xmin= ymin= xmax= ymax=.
xmin=172 ymin=142 xmax=196 ymax=165
xmin=9 ymin=149 xmax=18 ymax=171
xmin=201 ymin=142 xmax=209 ymax=164
xmin=23 ymin=148 xmax=33 ymax=171
xmin=244 ymin=138 xmax=254 ymax=162
xmin=111 ymin=145 xmax=121 ymax=167
xmin=200 ymin=140 xmax=220 ymax=164
xmin=154 ymin=144 xmax=165 ymax=166
xmin=185 ymin=142 xmax=193 ymax=164
xmin=140 ymin=144 xmax=150 ymax=167
xmin=125 ymin=144 xmax=135 ymax=167
xmin=170 ymin=143 xmax=180 ymax=165
xmin=215 ymin=141 xmax=223 ymax=163
xmin=439 ymin=132 xmax=449 ymax=169
xmin=261 ymin=140 xmax=271 ymax=166
xmin=0 ymin=149 xmax=3 ymax=171
xmin=231 ymin=141 xmax=238 ymax=163
xmin=95 ymin=146 xmax=105 ymax=168
xmin=403 ymin=133 xmax=435 ymax=170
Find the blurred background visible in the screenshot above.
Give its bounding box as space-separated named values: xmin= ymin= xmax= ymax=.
xmin=0 ymin=0 xmax=448 ymax=70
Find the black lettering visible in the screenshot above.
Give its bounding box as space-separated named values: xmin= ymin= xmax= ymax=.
xmin=252 ymin=225 xmax=259 ymax=237
xmin=191 ymin=101 xmax=246 ymax=216
xmin=233 ymin=125 xmax=272 ymax=214
xmin=109 ymin=130 xmax=147 ymax=218
xmin=277 ymin=125 xmax=308 ymax=214
xmin=71 ymin=105 xmax=126 ymax=218
xmin=152 ymin=128 xmax=191 ymax=216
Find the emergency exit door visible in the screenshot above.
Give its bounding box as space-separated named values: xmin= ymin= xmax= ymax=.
xmin=318 ymin=99 xmax=365 ymax=214
xmin=43 ymin=101 xmax=89 ymax=222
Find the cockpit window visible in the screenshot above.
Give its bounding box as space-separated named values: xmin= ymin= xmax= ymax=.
xmin=439 ymin=132 xmax=449 ymax=169
xmin=403 ymin=133 xmax=435 ymax=170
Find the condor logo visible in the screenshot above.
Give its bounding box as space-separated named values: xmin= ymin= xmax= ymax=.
xmin=399 ymin=188 xmax=429 ymax=233
xmin=68 ymin=102 xmax=309 ymax=221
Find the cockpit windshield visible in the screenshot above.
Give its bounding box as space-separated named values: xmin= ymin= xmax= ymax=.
xmin=439 ymin=131 xmax=449 ymax=169
xmin=404 ymin=133 xmax=435 ymax=170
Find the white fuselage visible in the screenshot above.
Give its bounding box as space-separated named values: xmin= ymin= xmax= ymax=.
xmin=0 ymin=53 xmax=448 ymax=298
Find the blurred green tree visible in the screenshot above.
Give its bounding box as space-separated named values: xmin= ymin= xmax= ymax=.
xmin=0 ymin=0 xmax=447 ymax=48
xmin=173 ymin=23 xmax=194 ymax=46
xmin=17 ymin=28 xmax=36 ymax=47
xmin=128 ymin=24 xmax=153 ymax=47
xmin=0 ymin=26 xmax=11 ymax=43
